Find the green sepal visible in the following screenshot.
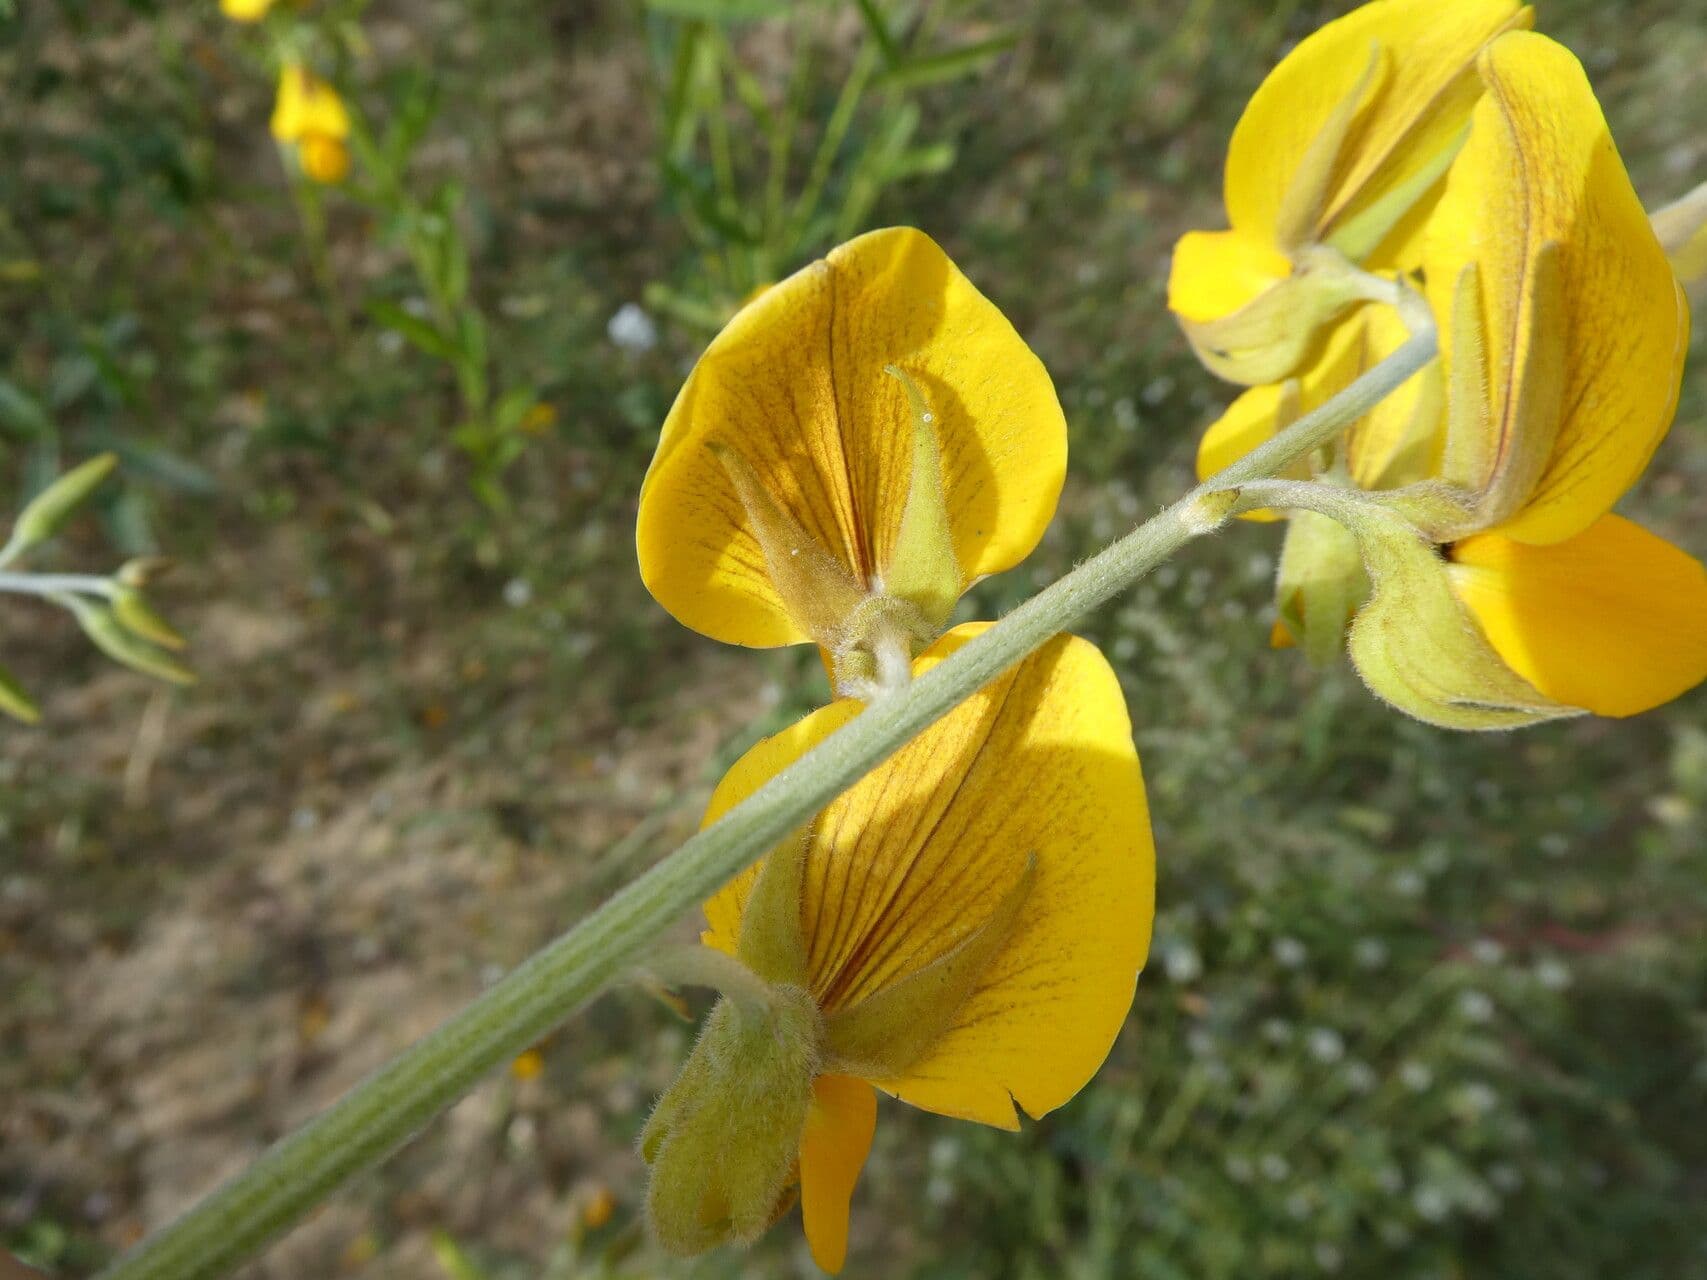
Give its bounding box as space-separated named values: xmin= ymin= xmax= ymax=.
xmin=735 ymin=827 xmax=812 ymax=988
xmin=0 ymin=661 xmax=41 ymax=724
xmin=880 ymin=365 xmax=961 ymax=634
xmin=1275 ymin=508 xmax=1368 ymax=667
xmin=1326 ymin=121 xmax=1468 ymax=264
xmin=61 ymin=595 xmax=196 ymax=686
xmin=710 ymin=441 xmax=867 ymax=648
xmin=1272 ymin=43 xmax=1387 ymax=252
xmin=1178 ymin=252 xmax=1372 ymax=386
xmin=824 ymin=855 xmax=1035 ymax=1078
xmin=112 ymin=586 xmax=187 ymax=651
xmin=1239 ymin=481 xmax=1580 ymax=730
xmin=641 ymin=989 xmax=823 ymax=1257
xmin=7 ymin=452 xmax=117 ymax=561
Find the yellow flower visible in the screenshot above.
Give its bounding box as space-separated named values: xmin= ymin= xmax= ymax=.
xmin=1415 ymin=30 xmax=1705 ymax=718
xmin=636 ymin=228 xmax=1066 ymax=694
xmin=642 ymin=625 xmax=1153 ymax=1271
xmin=1168 ymin=0 xmax=1531 ymax=385
xmin=220 ymin=0 xmax=275 ymax=21
xmin=271 ymin=64 xmax=352 ymax=185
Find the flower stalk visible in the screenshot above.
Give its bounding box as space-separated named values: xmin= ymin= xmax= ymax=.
xmin=94 ymin=327 xmax=1435 ymax=1280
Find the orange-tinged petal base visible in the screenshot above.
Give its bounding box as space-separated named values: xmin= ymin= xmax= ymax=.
xmin=798 ymin=1075 xmax=877 ymax=1274
xmin=1449 ymin=515 xmax=1707 ymax=717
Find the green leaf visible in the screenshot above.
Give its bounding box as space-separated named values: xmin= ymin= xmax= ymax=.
xmin=0 ymin=378 xmax=55 ymax=441
xmin=8 ymin=453 xmax=117 ymax=557
xmin=0 ymin=662 xmax=41 ymax=724
xmin=367 ymin=301 xmax=460 ymax=361
xmin=490 ymin=385 xmax=538 ymax=436
xmin=875 ymin=31 xmax=1020 ymax=90
xmin=852 ymin=0 xmax=902 ymax=66
xmin=644 ymin=0 xmax=793 ymax=19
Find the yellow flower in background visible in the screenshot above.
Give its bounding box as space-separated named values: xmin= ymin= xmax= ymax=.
xmin=642 ymin=624 xmax=1153 ymax=1272
xmin=1168 ymin=0 xmax=1531 ymax=385
xmin=636 ymin=227 xmax=1067 ymax=695
xmin=220 ymin=0 xmax=275 ymax=21
xmin=1415 ymin=30 xmax=1705 ymax=718
xmin=271 ymin=63 xmax=351 ymax=184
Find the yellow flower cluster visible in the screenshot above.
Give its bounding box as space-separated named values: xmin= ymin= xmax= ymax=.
xmin=269 ymin=63 xmax=350 ymax=185
xmin=636 ymin=228 xmax=1155 ymax=1270
xmin=217 ymin=0 xmax=351 ymax=185
xmin=1172 ymin=0 xmax=1707 ymax=725
xmin=633 ymin=0 xmax=1706 ymax=1268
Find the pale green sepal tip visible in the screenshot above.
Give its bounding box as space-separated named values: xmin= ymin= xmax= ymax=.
xmin=112 ymin=586 xmax=188 ymax=651
xmin=642 ymin=990 xmax=823 ymax=1257
xmin=1325 ymin=120 xmax=1468 ymax=264
xmin=1238 ymin=482 xmax=1579 ymax=730
xmin=0 ymin=662 xmax=41 ymax=724
xmin=9 ymin=452 xmax=117 ymax=557
xmin=736 ymin=827 xmax=812 ymax=989
xmin=60 ymin=594 xmax=197 ymax=687
xmin=1275 ymin=508 xmax=1367 ymax=668
xmin=710 ymin=440 xmax=867 ymax=648
xmin=1273 ymin=40 xmax=1387 ymax=252
xmin=880 ymin=365 xmax=961 ymax=633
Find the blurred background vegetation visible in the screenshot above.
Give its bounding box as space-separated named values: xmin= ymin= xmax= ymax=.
xmin=3 ymin=1 xmax=1705 ymax=1277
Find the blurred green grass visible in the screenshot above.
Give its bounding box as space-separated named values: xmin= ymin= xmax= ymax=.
xmin=3 ymin=1 xmax=1706 ymax=1277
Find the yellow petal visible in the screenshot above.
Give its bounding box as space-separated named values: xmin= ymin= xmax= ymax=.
xmin=637 ymin=228 xmax=1066 ymax=647
xmin=1449 ymin=515 xmax=1707 ymax=717
xmin=1425 ymin=31 xmax=1688 ymax=546
xmin=798 ymin=1075 xmax=876 ymax=1275
xmin=1226 ymin=0 xmax=1530 ymax=260
xmin=1167 ymin=229 xmax=1291 ymax=326
xmin=702 ymin=623 xmax=1153 ymax=1128
xmin=220 ymin=0 xmax=274 ymax=21
xmin=271 ymin=65 xmax=350 ymax=145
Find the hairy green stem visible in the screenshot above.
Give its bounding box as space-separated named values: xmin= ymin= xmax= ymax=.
xmin=0 ymin=571 xmax=115 ymax=599
xmin=96 ymin=329 xmax=1435 ymax=1280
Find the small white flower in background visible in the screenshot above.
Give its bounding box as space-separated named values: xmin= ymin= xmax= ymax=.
xmin=1453 ymin=1082 xmax=1499 ymax=1117
xmin=1391 ymin=869 xmax=1426 ymax=898
xmin=1535 ymin=957 xmax=1572 ymax=990
xmin=1262 ymin=1017 xmax=1294 ymax=1045
xmin=1353 ymin=937 xmax=1388 ymax=969
xmin=1376 ymin=1163 xmax=1405 ymax=1195
xmin=1342 ymin=1060 xmax=1377 ymax=1094
xmin=1224 ymin=1154 xmax=1254 ymax=1183
xmin=1457 ymin=989 xmax=1496 ymax=1023
xmin=1164 ymin=940 xmax=1203 ymax=983
xmin=1399 ymin=1060 xmax=1433 ymax=1092
xmin=1413 ymin=1184 xmax=1452 ymax=1223
xmin=1186 ymin=1027 xmax=1217 ymax=1057
xmin=1378 ymin=1221 xmax=1411 ymax=1249
xmin=1314 ymin=1243 xmax=1344 ymax=1272
xmin=1307 ymin=1027 xmax=1344 ymax=1063
xmin=1272 ymin=935 xmax=1308 ymax=968
xmin=502 ymin=577 xmax=533 ymax=608
xmin=1470 ymin=937 xmax=1506 ymax=965
xmin=607 ymin=302 xmax=658 ymax=353
xmin=1259 ymin=1152 xmax=1290 ymax=1182
xmin=1488 ymin=1163 xmax=1524 ymax=1193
